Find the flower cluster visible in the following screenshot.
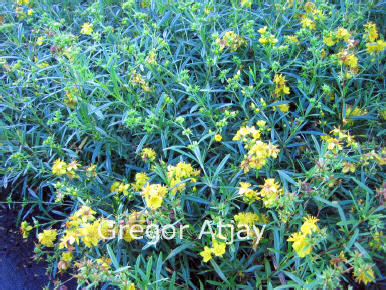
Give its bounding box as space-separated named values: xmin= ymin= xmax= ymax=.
xmin=110 ymin=180 xmax=131 ymax=195
xmin=233 ymin=212 xmax=266 ymax=228
xmin=140 ymin=183 xmax=168 ymax=210
xmin=237 ymin=178 xmax=283 ymax=208
xmin=258 ymin=26 xmax=278 ymax=46
xmin=200 ymin=235 xmax=227 ymax=263
xmin=234 ymin=125 xmax=280 ymax=173
xmin=287 ymin=216 xmax=320 ymax=257
xmin=363 ymin=22 xmax=385 ymax=55
xmin=167 ymin=161 xmax=200 ymax=194
xmin=38 ymin=229 xmax=58 ymax=247
xmin=273 ymin=74 xmax=290 ymax=97
xmin=3 ymin=0 xmax=385 ymax=287
xmin=131 ymin=70 xmax=151 ymax=92
xmin=215 ymin=30 xmax=247 ymax=52
xmin=321 ymin=127 xmax=358 ymax=154
xmin=141 ymin=147 xmax=157 ymax=162
xmin=52 ymin=159 xmax=80 ymax=178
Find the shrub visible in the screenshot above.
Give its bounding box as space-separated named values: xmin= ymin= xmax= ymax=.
xmin=0 ymin=0 xmax=385 ymax=288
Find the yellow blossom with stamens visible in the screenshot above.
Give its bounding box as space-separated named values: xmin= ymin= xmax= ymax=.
xmin=301 ymin=18 xmax=315 ymax=30
xmin=214 ymin=134 xmax=222 ymax=142
xmin=342 ymin=162 xmax=356 ymax=173
xmin=141 ymin=148 xmax=156 ymax=162
xmin=200 ymin=246 xmax=213 ymax=262
xmin=52 ymin=159 xmax=67 ymax=176
xmin=363 ymin=22 xmax=378 ymax=42
xmin=80 ymin=23 xmax=93 ymax=35
xmin=38 ymin=229 xmax=58 ymax=247
xmin=132 ymin=172 xmax=149 ymax=191
xmin=354 ymin=264 xmax=375 ymax=285
xmin=300 ymin=216 xmax=319 ymax=235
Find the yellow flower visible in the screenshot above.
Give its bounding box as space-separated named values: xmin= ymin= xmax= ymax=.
xmin=300 ymin=216 xmax=319 ymax=235
xmin=273 ymin=74 xmax=290 ymax=97
xmin=147 ymin=194 xmax=163 ymax=209
xmin=140 ymin=183 xmax=167 ymax=210
xmin=363 ymin=22 xmax=378 ymax=42
xmin=366 ymin=40 xmax=386 ymax=55
xmin=146 ymin=50 xmax=157 ymax=65
xmin=80 ymin=221 xmax=100 ymax=247
xmin=300 ymin=18 xmax=315 ymax=30
xmin=258 ymin=34 xmax=278 ymax=45
xmin=342 ymin=162 xmax=356 ymax=173
xmin=287 ymin=232 xmax=312 ymax=257
xmin=212 ymin=243 xmax=226 ymax=257
xmin=59 ymin=230 xmax=80 ymax=249
xmin=121 ymin=211 xmax=146 ymax=242
xmin=336 ymin=27 xmax=351 ymax=41
xmin=286 ymin=35 xmax=299 ymax=44
xmin=240 ymin=0 xmax=252 ymax=8
xmin=216 ymin=30 xmax=246 ymax=52
xmin=200 ymin=246 xmax=213 ymax=262
xmin=36 ymin=61 xmax=49 ymax=69
xmin=118 ymin=183 xmax=130 ymax=195
xmin=214 ymin=134 xmax=222 ymax=142
xmin=86 ymin=163 xmax=97 ymax=178
xmin=234 ymin=212 xmax=266 ymax=228
xmin=354 ymin=264 xmax=375 ymax=285
xmin=256 ymin=120 xmax=267 ymax=129
xmin=73 ymin=205 xmax=96 ymax=223
xmin=110 ymin=180 xmax=130 ymax=195
xmin=166 ymin=161 xmax=200 ymax=194
xmin=234 ymin=126 xmax=279 ymax=173
xmin=131 ymin=70 xmax=151 ymax=92
xmin=133 ymin=172 xmax=149 ymax=191
xmin=212 ymin=237 xmax=226 ymax=257
xmin=258 ymin=26 xmax=267 ymax=34
xmin=59 ymin=230 xmax=79 ymax=250
xmin=141 ymin=147 xmax=157 ymax=162
xmin=304 ymin=1 xmax=315 ymax=13
xmin=96 ymin=257 xmax=112 ymax=270
xmin=17 ymin=0 xmax=30 ymax=5
xmin=345 ymin=105 xmax=368 ymax=126
xmin=259 ymin=178 xmax=283 ymax=208
xmin=233 ymin=125 xmax=260 ymax=141
xmin=38 ymin=229 xmax=58 ymax=247
xmin=66 ymin=160 xmax=80 ymax=178
xmin=61 ymin=252 xmax=73 ymax=262
xmin=323 ymin=35 xmax=336 ymax=47
xmin=110 ymin=181 xmax=121 ymax=193
xmin=20 ymin=221 xmax=33 ymax=239
xmin=52 ymin=158 xmax=67 ymax=176
xmin=273 ymin=103 xmax=290 ymax=113
xmin=80 ymin=23 xmax=93 ymax=35
xmin=267 ymin=141 xmax=280 ymax=158
xmin=64 ymin=88 xmax=79 ymax=109
xmin=343 ymin=54 xmax=358 ymax=69
xmin=326 ymin=137 xmax=342 ymax=153
xmin=257 ymin=27 xmax=278 ymax=46
xmin=238 ymin=182 xmax=258 ymax=202
xmin=98 ymin=219 xmax=116 ymax=240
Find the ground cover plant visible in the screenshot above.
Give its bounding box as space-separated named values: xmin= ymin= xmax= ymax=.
xmin=0 ymin=0 xmax=385 ymax=288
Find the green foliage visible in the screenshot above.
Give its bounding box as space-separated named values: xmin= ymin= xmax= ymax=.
xmin=0 ymin=0 xmax=385 ymax=288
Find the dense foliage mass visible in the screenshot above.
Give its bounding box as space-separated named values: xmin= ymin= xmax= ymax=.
xmin=0 ymin=0 xmax=385 ymax=288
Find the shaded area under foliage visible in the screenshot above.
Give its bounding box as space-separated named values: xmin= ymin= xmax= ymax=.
xmin=0 ymin=205 xmax=75 ymax=289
